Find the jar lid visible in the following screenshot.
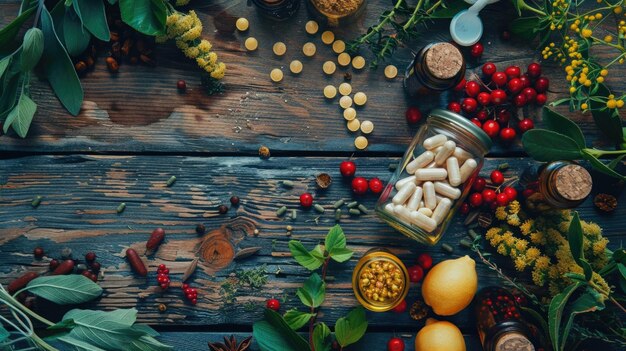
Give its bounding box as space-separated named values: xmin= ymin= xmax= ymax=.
xmin=429 ymin=109 xmax=493 ymax=150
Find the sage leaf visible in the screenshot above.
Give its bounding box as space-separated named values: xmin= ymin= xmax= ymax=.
xmin=40 ymin=6 xmax=84 ymax=115
xmin=127 ymin=334 xmax=173 ymax=350
xmin=60 ymin=308 xmax=143 ymax=349
xmin=325 ymin=224 xmax=346 ymax=253
xmin=253 ymin=309 xmax=310 ymax=351
xmin=74 ymin=0 xmax=110 ymax=41
xmin=581 ymin=150 xmax=626 ymax=180
xmin=57 ymin=335 xmax=107 ymax=351
xmin=62 ymin=6 xmax=91 ymax=56
xmin=548 ymin=282 xmax=582 ymax=351
xmin=3 ymin=85 xmax=36 ymax=138
xmin=119 ymin=0 xmax=166 ymax=36
xmin=289 ymin=240 xmax=324 ymax=270
xmin=296 ymin=273 xmax=325 ymax=308
xmin=283 ymin=309 xmax=315 ymax=330
xmin=543 ymin=108 xmax=586 ymax=149
xmin=0 ymin=56 xmax=24 ymax=119
xmin=335 ymin=307 xmax=368 ymax=348
xmin=0 ymin=56 xmax=12 ymax=77
xmin=559 ymin=288 xmax=605 ymax=351
xmin=0 ymin=6 xmax=36 ymax=49
xmin=20 ymin=28 xmax=44 ymax=72
xmin=312 ymin=322 xmax=332 ymax=351
xmin=522 ymin=130 xmax=582 ymax=161
xmin=567 ymin=212 xmax=593 ymax=280
xmin=22 ymin=275 xmax=102 ymax=304
xmin=329 ymin=247 xmax=353 ymax=263
xmin=131 ymin=324 xmax=160 ymax=337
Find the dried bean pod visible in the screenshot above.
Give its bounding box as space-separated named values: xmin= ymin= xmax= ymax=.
xmin=126 ymin=248 xmax=147 ymax=276
xmin=146 ymin=228 xmax=165 ymax=251
xmin=8 ymin=272 xmax=39 ymax=294
xmin=52 ymin=259 xmax=75 ymax=275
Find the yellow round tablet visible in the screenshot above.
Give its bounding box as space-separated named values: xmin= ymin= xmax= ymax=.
xmin=337 ymin=52 xmax=351 ymax=67
xmin=323 ymin=85 xmax=337 ymax=99
xmin=338 ymin=83 xmax=352 ymax=96
xmin=347 ymin=119 xmax=360 ymax=132
xmin=360 ymin=120 xmax=374 ymax=134
xmin=353 ymin=92 xmax=367 ymax=106
xmin=323 ymin=61 xmax=336 ymax=75
xmin=290 ymin=60 xmax=303 ymax=74
xmin=354 ymin=136 xmax=368 ymax=149
xmin=352 ymin=56 xmax=366 ymax=69
xmin=302 ymin=42 xmax=316 ymax=57
xmin=305 ymin=20 xmax=319 ymax=35
xmin=236 ymin=18 xmax=249 ymax=32
xmin=245 ymin=37 xmax=258 ymax=51
xmin=273 ymin=42 xmax=287 ymax=56
xmin=384 ymin=65 xmax=398 ymax=79
xmin=343 ymin=107 xmax=357 ymax=121
xmin=332 ymin=40 xmax=346 ymax=54
xmin=270 ymin=68 xmax=283 ymax=82
xmin=339 ymin=95 xmax=353 ymax=109
xmin=321 ymin=31 xmax=335 ymax=45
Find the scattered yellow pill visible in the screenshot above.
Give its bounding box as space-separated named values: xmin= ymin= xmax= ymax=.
xmin=338 ymin=82 xmax=352 ymax=96
xmin=332 ymin=40 xmax=346 ymax=54
xmin=323 ymin=61 xmax=336 ymax=75
xmin=343 ymin=107 xmax=357 ymax=121
xmin=347 ymin=118 xmax=361 ymax=132
xmin=352 ymin=56 xmax=366 ymax=69
xmin=302 ymin=42 xmax=316 ymax=57
xmin=337 ymin=52 xmax=351 ymax=67
xmin=321 ymin=31 xmax=335 ymax=45
xmin=324 ymin=85 xmax=337 ymax=99
xmin=384 ymin=65 xmax=398 ymax=79
xmin=236 ymin=18 xmax=249 ymax=32
xmin=339 ymin=95 xmax=353 ymax=109
xmin=270 ymin=68 xmax=283 ymax=82
xmin=354 ymin=136 xmax=368 ymax=149
xmin=245 ymin=37 xmax=258 ymax=51
xmin=360 ymin=120 xmax=374 ymax=134
xmin=290 ymin=60 xmax=303 ymax=74
xmin=273 ymin=42 xmax=287 ymax=56
xmin=305 ymin=20 xmax=319 ymax=35
xmin=353 ymin=92 xmax=367 ymax=106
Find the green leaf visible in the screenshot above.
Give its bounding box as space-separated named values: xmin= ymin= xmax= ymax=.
xmin=21 ymin=275 xmax=102 ymax=304
xmin=543 ymin=108 xmax=586 ymax=149
xmin=581 ymin=150 xmax=626 ymax=180
xmin=329 ymin=247 xmax=353 ymax=263
xmin=0 ymin=55 xmax=12 ymax=77
xmin=510 ymin=17 xmax=540 ymax=40
xmin=0 ymin=6 xmax=37 ymax=49
xmin=62 ymin=6 xmax=91 ymax=56
xmin=296 ymin=273 xmax=326 ymax=308
xmin=0 ymin=56 xmax=24 ymax=119
xmin=289 ymin=240 xmax=324 ymax=270
xmin=57 ymin=335 xmax=108 ymax=351
xmin=335 ymin=307 xmax=368 ymax=348
xmin=283 ymin=309 xmax=315 ymax=330
xmin=312 ymin=322 xmax=332 ymax=351
xmin=325 ymin=224 xmax=346 ymax=253
xmin=522 ymin=130 xmax=582 ymax=161
xmin=48 ymin=318 xmax=77 ymax=330
xmin=20 ymin=28 xmax=44 ymax=72
xmin=59 ymin=308 xmax=144 ymax=349
xmin=3 ymin=84 xmax=37 ymax=138
xmin=588 ymin=84 xmax=624 ymax=145
xmin=559 ymin=288 xmax=605 ymax=351
xmin=253 ymin=309 xmax=311 ymax=351
xmin=521 ymin=307 xmax=549 ymax=344
xmin=118 ymin=0 xmax=166 ymax=36
xmin=131 ymin=324 xmax=160 ymax=337
xmin=0 ymin=325 xmax=9 ymax=343
xmin=567 ymin=212 xmax=593 ymax=280
xmin=40 ymin=6 xmax=84 ymax=115
xmin=127 ymin=335 xmax=173 ymax=350
xmin=608 ymin=154 xmax=626 ymax=170
xmin=618 ymin=263 xmax=626 ymax=280
xmin=74 ymin=0 xmax=110 ymax=41
xmin=548 ymin=282 xmax=582 ymax=351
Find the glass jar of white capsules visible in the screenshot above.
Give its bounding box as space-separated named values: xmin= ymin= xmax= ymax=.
xmin=375 ymin=109 xmax=492 ymax=245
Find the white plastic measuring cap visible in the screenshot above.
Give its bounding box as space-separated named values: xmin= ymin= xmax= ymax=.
xmin=449 ymin=0 xmax=492 ymax=46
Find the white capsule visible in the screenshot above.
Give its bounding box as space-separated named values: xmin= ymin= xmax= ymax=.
xmin=459 ymin=159 xmax=478 ymax=183
xmin=406 ymin=186 xmax=423 ymax=211
xmin=446 ymin=157 xmax=462 ymax=186
xmin=406 ymin=151 xmax=434 ymax=174
xmin=423 ymin=182 xmax=437 ymax=210
xmin=434 ymin=140 xmax=456 ymax=166
xmin=415 ymin=168 xmax=448 ymax=181
xmin=453 ymin=147 xmax=472 ymax=163
xmin=436 ymin=195 xmax=445 ymax=204
xmin=394 ymin=204 xmax=413 ymax=223
xmin=392 ymin=182 xmax=416 ymax=205
xmin=423 ymin=134 xmax=447 ymax=150
xmin=417 ymin=207 xmax=433 ymax=217
xmin=433 ymin=145 xmax=443 ymax=155
xmin=384 ymin=203 xmax=395 ymax=214
xmin=410 ymin=211 xmax=437 ymax=232
xmin=419 ymin=201 xmax=424 ymax=208
xmin=395 ymin=175 xmax=416 ymax=190
xmin=434 ymin=181 xmax=462 ymax=199
xmin=432 ymin=198 xmax=452 ymax=225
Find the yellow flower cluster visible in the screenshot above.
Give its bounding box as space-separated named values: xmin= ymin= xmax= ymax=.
xmin=157 ymin=11 xmax=226 ymax=80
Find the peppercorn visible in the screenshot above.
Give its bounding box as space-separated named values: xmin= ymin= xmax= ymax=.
xmin=158 ymin=303 xmax=167 ymax=312
xmin=85 ymin=252 xmax=96 ymax=262
xmin=230 ymin=196 xmax=240 ymax=206
xmin=33 ymin=247 xmax=44 ymax=259
xmin=316 ymin=173 xmax=332 ymax=189
xmin=195 ymin=224 xmax=206 ymax=235
xmin=218 ymin=205 xmax=229 ymax=214
xmin=177 ymin=80 xmax=187 ymax=91
xmin=594 ymin=193 xmax=617 ymax=212
xmin=258 ymin=146 xmax=270 ymax=159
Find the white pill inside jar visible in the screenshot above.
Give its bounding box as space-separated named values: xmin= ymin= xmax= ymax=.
xmin=406 ymin=186 xmax=423 ymax=211
xmin=395 ymin=175 xmax=416 ymax=191
xmin=434 ymin=140 xmax=456 ymax=166
xmin=392 ymin=182 xmax=416 ymax=205
xmin=415 ymin=168 xmax=448 ymax=181
xmin=453 ymin=147 xmax=472 ymax=163
xmin=417 ymin=207 xmax=433 ymax=217
xmin=394 ymin=204 xmax=413 ymax=223
xmin=423 ymin=134 xmax=447 ymax=150
xmin=434 ymin=181 xmax=462 ymax=199
xmin=384 ymin=203 xmax=395 ymax=214
xmin=432 ymin=198 xmax=453 ymax=225
xmin=459 ymin=159 xmax=478 ymax=183
xmin=410 ymin=211 xmax=437 ymax=232
xmin=447 ymin=157 xmax=462 ymax=186
xmin=406 ymin=151 xmax=434 ymax=174
xmin=423 ymin=182 xmax=437 ymax=210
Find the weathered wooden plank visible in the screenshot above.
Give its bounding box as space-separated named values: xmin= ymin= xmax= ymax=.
xmin=0 ymin=1 xmax=621 ymax=154
xmin=0 ymin=155 xmax=623 ymax=329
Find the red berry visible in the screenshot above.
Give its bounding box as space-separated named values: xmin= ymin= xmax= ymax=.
xmin=477 ymin=92 xmax=491 ymax=106
xmin=163 ymin=268 xmax=169 ymax=274
xmin=491 ymin=72 xmax=508 ymax=86
xmin=339 ymin=161 xmax=356 ymax=177
xmin=460 ymin=202 xmax=470 ymax=214
xmin=447 ymin=101 xmax=461 ymax=113
xmin=476 ymin=110 xmax=489 ymax=121
xmin=454 ymin=78 xmax=467 ymax=92
xmin=266 ymin=298 xmax=280 ymax=311
xmin=490 ymin=170 xmax=504 ymax=185
xmin=490 ymin=89 xmax=507 ymax=105
xmin=90 ymin=261 xmax=101 ymax=272
xmin=177 ymin=80 xmax=186 ymax=90
xmin=527 ymin=63 xmax=542 ymax=78
xmin=405 ymin=107 xmax=422 ymax=124
xmin=408 ymin=265 xmax=424 ymax=283
xmin=182 ymin=283 xmax=189 ymax=290
xmin=482 ymin=189 xmax=497 ymax=203
xmin=518 ymin=118 xmax=534 ymax=133
xmin=160 ymin=283 xmax=168 ymax=289
xmin=505 ymin=65 xmax=521 ymax=79
xmin=368 ymin=178 xmax=384 ymax=194
xmin=465 ymin=81 xmax=481 ymax=97
xmin=496 ymin=109 xmax=511 ymax=125
xmin=499 ymin=127 xmax=517 ymax=142
xmin=218 ymin=205 xmax=229 ymax=214
xmin=472 ymin=177 xmax=487 ymax=192
xmin=482 ymin=62 xmax=497 ymax=76
xmin=85 ymin=252 xmax=96 ymax=262
xmin=534 ymin=77 xmax=549 ymax=93
xmin=522 ymin=87 xmax=537 ymax=103
xmin=387 ymin=337 xmax=405 ymax=351
xmin=416 ymin=253 xmax=433 ymax=270
xmin=522 ymin=188 xmax=536 ymax=198
xmin=519 ymin=74 xmax=531 ymax=89
xmin=299 ymin=193 xmax=313 ymax=208
xmin=33 ymin=247 xmax=44 ymax=259
xmin=191 ymin=299 xmax=197 ymax=305
xmin=496 ymin=192 xmax=510 ymax=206
xmin=392 ymin=299 xmax=407 ymax=313
xmin=159 ymin=264 xmax=166 ymax=270
xmin=507 ymin=78 xmax=524 ymax=94
xmin=469 ymin=193 xmax=483 ymax=207
xmin=351 ymin=177 xmax=369 ymax=195
xmin=482 ymin=120 xmax=500 ymax=138
xmin=470 ymin=42 xmax=484 ymax=58
xmin=513 ymin=93 xmax=528 ymax=107
xmin=503 ymin=187 xmax=518 ymax=200
xmin=49 ymin=259 xmax=59 ymax=271
xmin=535 ymin=93 xmax=547 ymax=105
xmin=461 ymin=98 xmax=478 ymax=114
xmin=470 ymin=118 xmax=482 ymax=128
xmin=230 ymin=196 xmax=240 ymax=206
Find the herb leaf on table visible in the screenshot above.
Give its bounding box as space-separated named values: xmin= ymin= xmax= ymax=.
xmin=283 ymin=309 xmax=315 ymax=330
xmin=19 ymin=275 xmax=102 ymax=305
xmin=334 ymin=307 xmax=368 ymax=348
xmin=296 ymin=273 xmax=326 ymax=308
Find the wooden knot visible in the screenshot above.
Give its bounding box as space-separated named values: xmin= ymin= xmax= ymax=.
xmin=198 ymin=217 xmax=257 ymax=272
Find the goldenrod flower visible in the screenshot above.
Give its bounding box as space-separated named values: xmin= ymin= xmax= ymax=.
xmin=581 ymin=28 xmax=593 ymax=38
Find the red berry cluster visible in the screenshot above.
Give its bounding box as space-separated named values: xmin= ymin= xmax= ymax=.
xmin=339 ymin=161 xmax=384 ymax=195
xmin=460 ymin=170 xmax=518 ymax=213
xmin=157 ymin=264 xmax=170 ymax=290
xmin=182 ymin=283 xmax=198 ymax=305
xmin=449 ymin=62 xmax=546 ymax=143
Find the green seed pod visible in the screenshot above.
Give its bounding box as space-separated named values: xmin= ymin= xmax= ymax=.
xmin=166 ymin=176 xmax=177 ymax=187
xmin=31 ymin=195 xmax=42 ymax=208
xmin=282 ymin=180 xmax=294 ymax=188
xmin=347 ymin=201 xmax=359 ymax=208
xmin=276 ymin=206 xmax=287 ymax=216
xmin=460 ymin=239 xmax=472 ymax=248
xmin=333 ymin=199 xmax=345 ymax=209
xmin=441 ymin=243 xmax=454 ymax=253
xmin=291 ymin=209 xmax=297 ymax=220
xmin=117 ymin=202 xmax=126 ymax=213
xmin=349 ymin=208 xmax=361 ymax=215
xmin=314 ymin=204 xmax=325 ymax=213
xmin=357 ymin=204 xmax=369 ymax=214
xmin=335 ymin=209 xmax=341 ymax=221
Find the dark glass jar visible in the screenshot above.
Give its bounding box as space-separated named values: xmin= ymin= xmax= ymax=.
xmin=306 ymin=0 xmax=367 ymax=26
xmin=520 ymin=161 xmax=592 ymax=209
xmin=251 ymin=0 xmax=301 ymax=21
xmin=404 ymin=42 xmax=465 ymax=96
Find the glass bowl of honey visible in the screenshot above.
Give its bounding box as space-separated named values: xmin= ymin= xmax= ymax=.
xmin=352 ymin=249 xmax=409 ymax=312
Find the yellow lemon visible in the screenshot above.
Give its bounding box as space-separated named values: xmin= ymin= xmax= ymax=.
xmin=415 ymin=319 xmax=466 ymax=351
xmin=421 ymin=255 xmax=477 ymax=316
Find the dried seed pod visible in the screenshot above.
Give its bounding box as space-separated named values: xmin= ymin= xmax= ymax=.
xmin=234 ymin=247 xmax=262 ymax=261
xmin=316 ymin=173 xmax=332 ymax=189
xmin=121 ymin=38 xmax=133 ymax=56
xmin=111 ymin=42 xmax=121 ymax=58
xmin=182 ymin=258 xmax=198 ymax=282
xmin=126 ymin=248 xmax=147 ymax=276
xmin=146 ymin=228 xmax=165 ymax=252
xmin=105 ymin=57 xmax=119 ymax=73
xmin=409 ymin=300 xmax=429 ymax=320
xmin=75 ymin=61 xmax=87 ymax=73
xmin=594 ymin=193 xmax=617 ymax=212
xmin=477 ymin=212 xmax=493 ymax=228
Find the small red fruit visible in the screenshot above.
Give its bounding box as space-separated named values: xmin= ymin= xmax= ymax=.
xmin=369 ymin=178 xmax=384 ymax=194
xmin=527 ymin=62 xmax=542 ymax=78
xmin=513 ymin=93 xmax=528 ymax=107
xmin=177 ymin=80 xmax=186 ymax=90
xmin=299 ymin=193 xmax=313 ymax=208
xmin=340 ymin=161 xmax=356 ymax=177
xmin=392 ymin=299 xmax=407 ymax=313
xmin=49 ymin=259 xmax=59 ymax=271
xmin=496 ymin=192 xmax=510 ymax=206
xmin=522 ymin=87 xmax=537 ymax=103
xmin=496 ymin=109 xmax=511 ymax=125
xmin=405 ymin=107 xmax=422 ymax=124
xmin=505 ymin=65 xmax=521 ymax=79
xmin=490 ymin=89 xmax=507 ymax=105
xmin=482 ymin=120 xmax=501 ymax=138
xmin=490 ymin=170 xmax=505 ymax=185
xmin=499 ymin=127 xmax=517 ymax=142
xmin=85 ymin=252 xmax=96 ymax=262
xmin=482 ymin=62 xmax=497 ymax=76
xmin=507 ymin=78 xmax=524 ymax=94
xmin=482 ymin=189 xmax=497 ymax=203
xmin=476 ymin=110 xmax=489 ymax=121
xmin=352 ymin=177 xmax=369 ymax=195
xmin=503 ymin=186 xmax=518 ymax=200
xmin=408 ymin=265 xmax=424 ymax=283
xmin=454 ymin=78 xmax=467 ymax=92
xmin=465 ymin=81 xmax=481 ymax=97
xmin=469 ymin=193 xmax=483 ymax=207
xmin=470 ymin=118 xmax=482 ymax=128
xmin=266 ymin=298 xmax=281 ymax=311
xmin=519 ymin=74 xmax=531 ymax=89
xmin=33 ymin=247 xmax=44 ymax=259
xmin=416 ymin=253 xmax=433 ymax=270
xmin=470 ymin=42 xmax=484 ymax=58
xmin=387 ymin=337 xmax=405 ymax=351
xmin=472 ymin=177 xmax=487 ymax=192
xmin=447 ymin=101 xmax=461 ymax=113
xmin=477 ymin=92 xmax=491 ymax=106
xmin=460 ymin=202 xmax=470 ymax=214
xmin=535 ymin=93 xmax=547 ymax=105
xmin=491 ymin=72 xmax=508 ymax=86
xmin=534 ymin=77 xmax=549 ymax=93
xmin=90 ymin=261 xmax=101 ymax=272
xmin=461 ymin=98 xmax=478 ymax=114
xmin=518 ymin=118 xmax=535 ymax=133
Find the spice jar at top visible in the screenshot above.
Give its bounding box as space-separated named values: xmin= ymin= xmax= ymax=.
xmin=251 ymin=0 xmax=301 ymax=21
xmin=306 ymin=0 xmax=367 ymax=26
xmin=404 ymin=42 xmax=466 ymax=96
xmin=521 ymin=161 xmax=593 ymax=210
xmin=375 ymin=109 xmax=492 ymax=245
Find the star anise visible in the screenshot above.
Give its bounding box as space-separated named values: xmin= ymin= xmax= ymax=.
xmin=208 ymin=335 xmax=252 ymax=351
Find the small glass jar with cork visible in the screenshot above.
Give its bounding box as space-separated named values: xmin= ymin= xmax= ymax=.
xmin=306 ymin=0 xmax=367 ymax=26
xmin=404 ymin=42 xmax=466 ymax=96
xmin=251 ymin=0 xmax=301 ymax=21
xmin=521 ymin=161 xmax=593 ymax=210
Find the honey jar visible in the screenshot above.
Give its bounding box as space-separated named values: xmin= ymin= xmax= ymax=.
xmin=352 ymin=249 xmax=409 ymax=312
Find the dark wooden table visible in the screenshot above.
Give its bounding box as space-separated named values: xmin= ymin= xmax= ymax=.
xmin=1 ymin=1 xmax=624 ymax=350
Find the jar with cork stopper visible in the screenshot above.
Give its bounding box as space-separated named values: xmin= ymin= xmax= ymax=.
xmin=251 ymin=0 xmax=301 ymax=21
xmin=521 ymin=161 xmax=593 ymax=210
xmin=403 ymin=42 xmax=466 ymax=96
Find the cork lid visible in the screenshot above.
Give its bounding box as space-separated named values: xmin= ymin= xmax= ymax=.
xmin=495 ymin=332 xmax=535 ymax=351
xmin=554 ymin=164 xmax=592 ymax=201
xmin=424 ymin=43 xmax=463 ymax=80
